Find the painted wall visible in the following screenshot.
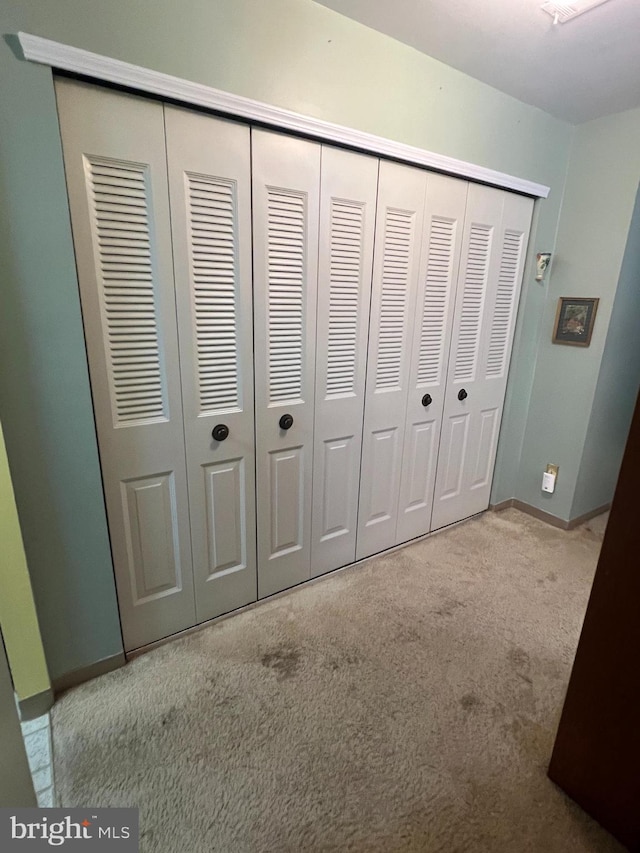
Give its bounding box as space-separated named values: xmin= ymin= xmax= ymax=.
xmin=0 ymin=422 xmax=50 ymax=702
xmin=512 ymin=107 xmax=640 ymax=521
xmin=0 ymin=41 xmax=124 ymax=683
xmin=0 ymin=0 xmax=573 ymax=680
xmin=0 ymin=635 xmax=37 ymax=807
xmin=571 ymin=187 xmax=640 ymax=519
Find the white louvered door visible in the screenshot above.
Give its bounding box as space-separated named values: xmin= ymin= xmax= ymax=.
xmin=396 ymin=174 xmax=468 ymax=544
xmin=356 ymin=161 xmax=427 ymax=560
xmin=431 ymin=185 xmax=533 ymax=530
xmin=56 ymin=79 xmax=196 ymax=650
xmin=58 ymin=78 xmax=535 ymax=640
xmin=252 ymin=130 xmax=321 ymax=598
xmin=165 ymin=107 xmax=257 ymax=623
xmin=311 ymin=147 xmax=378 ymax=577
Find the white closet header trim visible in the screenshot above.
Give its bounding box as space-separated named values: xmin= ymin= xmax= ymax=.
xmin=18 ymin=31 xmax=550 ymax=199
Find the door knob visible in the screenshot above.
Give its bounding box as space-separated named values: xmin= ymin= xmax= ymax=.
xmin=212 ymin=424 xmax=229 ymax=442
xmin=458 ymin=389 xmax=468 ymax=401
xmin=421 ymin=394 xmax=432 ymax=407
xmin=279 ymin=413 xmax=294 ymax=430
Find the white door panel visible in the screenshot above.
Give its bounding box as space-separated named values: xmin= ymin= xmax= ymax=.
xmin=400 ymin=420 xmax=438 ymax=511
xmin=432 ymin=186 xmax=533 ymax=530
xmin=471 ymin=407 xmax=500 ymax=489
xmin=269 ymin=446 xmax=305 ymax=556
xmin=317 ymin=436 xmax=357 ymax=546
xmin=56 ymin=79 xmax=196 ymax=651
xmin=202 ymin=458 xmax=248 ymax=573
xmin=252 ymin=130 xmax=321 ymax=598
xmin=439 ymin=413 xmax=470 ymax=500
xmin=121 ymin=473 xmax=183 ymax=603
xmin=356 ymin=161 xmax=427 ymax=560
xmin=367 ymin=427 xmax=402 ymax=525
xmin=165 ymin=106 xmax=257 ymax=623
xmin=396 ymin=174 xmax=468 ymax=543
xmin=312 ymin=147 xmax=378 ymax=576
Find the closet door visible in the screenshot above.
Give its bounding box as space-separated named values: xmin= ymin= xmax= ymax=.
xmin=396 ymin=174 xmax=468 ymax=544
xmin=311 ymin=147 xmax=378 ymax=577
xmin=56 ymin=79 xmax=196 ymax=650
xmin=431 ymin=185 xmax=533 ymax=530
xmin=356 ymin=161 xmax=427 ymax=560
xmin=165 ymin=107 xmax=257 ymax=623
xmin=252 ymin=130 xmax=321 ymax=598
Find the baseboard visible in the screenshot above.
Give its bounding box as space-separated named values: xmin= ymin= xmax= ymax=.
xmin=490 ymin=499 xmax=610 ymax=531
xmin=566 ymin=504 xmax=611 ymax=530
xmin=18 ymin=688 xmax=54 ymax=721
xmin=490 ymin=499 xmax=516 ymax=513
xmin=511 ymin=500 xmax=571 ymax=529
xmin=51 ymin=652 xmax=125 ymax=696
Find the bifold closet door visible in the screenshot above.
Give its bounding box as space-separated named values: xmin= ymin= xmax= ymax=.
xmin=165 ymin=107 xmax=257 ymax=623
xmin=356 ymin=161 xmax=428 ymax=560
xmin=311 ymin=147 xmax=378 ymax=577
xmin=431 ymin=185 xmax=533 ymax=530
xmin=56 ymin=79 xmax=196 ymax=650
xmin=252 ymin=130 xmax=321 ymax=598
xmin=395 ymin=174 xmax=468 ymax=544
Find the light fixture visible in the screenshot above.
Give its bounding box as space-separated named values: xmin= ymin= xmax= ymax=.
xmin=541 ymin=0 xmax=613 ymax=25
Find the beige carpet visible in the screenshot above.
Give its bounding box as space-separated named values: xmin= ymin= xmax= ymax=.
xmin=52 ymin=508 xmax=622 ymax=852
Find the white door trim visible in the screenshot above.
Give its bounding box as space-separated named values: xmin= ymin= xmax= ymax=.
xmin=17 ymin=31 xmax=550 ymax=199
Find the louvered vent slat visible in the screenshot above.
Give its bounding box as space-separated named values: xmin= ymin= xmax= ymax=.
xmin=375 ymin=208 xmax=415 ymax=391
xmin=186 ymin=175 xmax=241 ymax=413
xmin=88 ymin=158 xmax=167 ymax=426
xmin=325 ymin=200 xmax=365 ymax=398
xmin=266 ymin=189 xmax=306 ymax=403
xmin=417 ymin=218 xmax=456 ymax=386
xmin=486 ymin=230 xmax=523 ymax=378
xmin=453 ymin=224 xmax=492 ymax=383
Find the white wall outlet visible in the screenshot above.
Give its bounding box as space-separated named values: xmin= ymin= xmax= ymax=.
xmin=542 ymin=471 xmax=556 ymax=493
xmin=542 ymin=463 xmax=559 ymax=493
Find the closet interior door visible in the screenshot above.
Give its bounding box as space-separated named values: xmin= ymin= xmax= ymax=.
xmin=56 ymin=79 xmax=196 ymax=651
xmin=431 ymin=185 xmax=533 ymax=530
xmin=395 ymin=174 xmax=467 ymax=544
xmin=165 ymin=106 xmax=257 ymax=623
xmin=356 ymin=161 xmax=427 ymax=561
xmin=252 ymin=129 xmax=321 ymax=598
xmin=311 ymin=147 xmax=378 ymax=577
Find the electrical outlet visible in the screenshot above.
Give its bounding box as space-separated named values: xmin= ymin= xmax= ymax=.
xmin=542 ymin=463 xmax=559 ymax=494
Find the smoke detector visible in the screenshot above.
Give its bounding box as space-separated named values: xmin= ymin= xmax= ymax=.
xmin=541 ymin=0 xmax=613 ymax=24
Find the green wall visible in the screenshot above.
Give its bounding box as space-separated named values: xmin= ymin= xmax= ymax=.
xmin=0 ymin=0 xmax=573 ymax=680
xmin=513 ymin=107 xmax=640 ymax=521
xmin=0 ymin=422 xmax=50 ymax=702
xmin=571 ymin=186 xmax=640 ymax=518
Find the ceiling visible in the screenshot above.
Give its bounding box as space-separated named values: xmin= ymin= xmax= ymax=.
xmin=312 ymin=0 xmax=640 ymax=124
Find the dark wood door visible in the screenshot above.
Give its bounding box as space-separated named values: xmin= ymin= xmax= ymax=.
xmin=549 ymin=390 xmax=640 ymax=851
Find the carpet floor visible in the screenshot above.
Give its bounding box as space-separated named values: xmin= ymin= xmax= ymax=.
xmin=52 ymin=508 xmax=623 ymax=852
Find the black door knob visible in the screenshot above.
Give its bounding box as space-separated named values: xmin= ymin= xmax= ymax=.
xmin=421 ymin=394 xmax=432 ymax=407
xmin=458 ymin=389 xmax=468 ymax=401
xmin=212 ymin=424 xmax=229 ymax=442
xmin=279 ymin=413 xmax=294 ymax=430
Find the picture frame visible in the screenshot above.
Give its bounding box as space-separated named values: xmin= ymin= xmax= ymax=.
xmin=552 ymin=297 xmax=599 ymax=347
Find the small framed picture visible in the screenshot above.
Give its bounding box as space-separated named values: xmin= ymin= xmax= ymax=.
xmin=552 ymin=297 xmax=599 ymax=347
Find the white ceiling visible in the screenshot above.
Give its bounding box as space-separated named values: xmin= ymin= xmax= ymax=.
xmin=312 ymin=0 xmax=640 ymax=124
